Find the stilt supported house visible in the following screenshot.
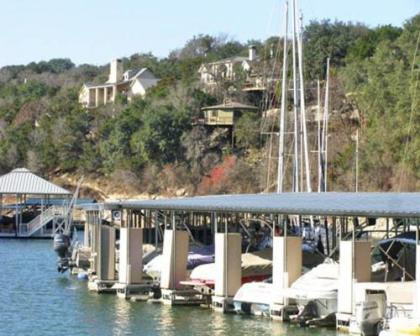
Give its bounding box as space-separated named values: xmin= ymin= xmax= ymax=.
xmin=0 ymin=168 xmax=72 ymax=238
xmin=199 ymin=99 xmax=258 ymax=127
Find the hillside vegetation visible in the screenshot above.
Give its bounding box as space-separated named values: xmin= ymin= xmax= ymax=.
xmin=0 ymin=15 xmax=418 ymax=198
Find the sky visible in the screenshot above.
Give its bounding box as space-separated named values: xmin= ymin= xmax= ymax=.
xmin=0 ymin=0 xmax=418 ymax=67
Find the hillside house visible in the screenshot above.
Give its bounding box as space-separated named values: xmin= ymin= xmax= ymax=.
xmin=79 ymin=59 xmax=159 ymax=108
xmin=199 ymin=99 xmax=258 ymax=126
xmin=198 ymin=46 xmax=278 ymax=92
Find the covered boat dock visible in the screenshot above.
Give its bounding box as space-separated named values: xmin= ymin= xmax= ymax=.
xmin=81 ymin=192 xmax=420 ymax=327
xmin=0 ymin=168 xmax=72 ymax=238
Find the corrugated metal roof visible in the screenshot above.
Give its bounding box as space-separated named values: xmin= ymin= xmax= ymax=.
xmin=104 ymin=192 xmax=420 ymax=218
xmin=25 ymin=198 xmax=95 ymax=206
xmin=202 ymin=101 xmax=258 ymax=111
xmin=0 ymin=168 xmax=71 ymax=195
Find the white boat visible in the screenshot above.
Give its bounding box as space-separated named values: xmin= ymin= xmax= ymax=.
xmin=233 ymin=281 xmax=282 ymax=316
xmin=283 ymin=259 xmax=339 ymax=326
xmin=353 ymin=281 xmax=415 ymax=336
xmin=232 ymin=259 xmax=339 ymax=324
xmin=379 ymin=318 xmax=420 ymax=336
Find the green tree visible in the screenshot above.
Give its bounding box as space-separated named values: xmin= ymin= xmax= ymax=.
xmin=235 ymin=112 xmax=260 ymax=149
xmin=304 ymin=20 xmax=369 ymax=79
xmin=131 ymin=104 xmax=191 ymax=165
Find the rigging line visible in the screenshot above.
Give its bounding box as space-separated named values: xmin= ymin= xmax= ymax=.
xmin=265 ymin=0 xmax=278 ymax=37
xmin=262 ymin=1 xmax=289 ymax=192
xmin=260 ymin=0 xmax=280 ymax=114
xmin=268 ymin=18 xmax=295 ymax=192
xmin=259 ymin=25 xmax=282 ymax=131
xmin=397 ymin=31 xmax=420 ymax=191
xmin=264 ymin=36 xmax=282 ymax=112
xmin=260 ymin=0 xmax=285 ymax=115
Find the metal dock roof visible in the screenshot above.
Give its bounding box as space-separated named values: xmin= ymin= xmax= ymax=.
xmin=0 ymin=168 xmax=71 ymax=195
xmin=104 ymin=192 xmax=420 ymax=218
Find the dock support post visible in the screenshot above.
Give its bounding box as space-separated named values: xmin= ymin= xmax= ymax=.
xmin=160 ymin=222 xmax=190 ymax=305
xmin=84 ymin=213 xmax=90 ymax=248
xmin=116 ymin=227 xmax=150 ymax=299
xmin=212 ymin=228 xmax=242 ymax=313
xmin=336 ymin=239 xmax=371 ymax=331
xmin=88 ymin=224 xmax=117 ymax=293
xmin=270 ymin=235 xmax=302 ymax=321
xmin=90 ymin=212 xmax=100 ymax=273
xmin=98 ymin=225 xmax=116 ymax=281
xmin=414 ymin=231 xmax=420 ymax=320
xmin=160 ymin=229 xmax=189 ymax=290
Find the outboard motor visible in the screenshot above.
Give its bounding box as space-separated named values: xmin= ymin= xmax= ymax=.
xmin=53 ymin=233 xmax=71 ymax=273
xmin=54 ymin=233 xmax=70 ymax=258
xmin=296 ymin=301 xmax=319 ymax=327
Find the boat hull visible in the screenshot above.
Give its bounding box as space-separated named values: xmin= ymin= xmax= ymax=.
xmin=233 ymin=301 xmax=270 ymax=316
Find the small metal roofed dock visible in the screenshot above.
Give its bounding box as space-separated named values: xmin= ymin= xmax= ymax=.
xmin=0 ymin=168 xmax=71 ymax=195
xmin=104 ymin=192 xmax=420 ymax=218
xmin=0 ymin=168 xmax=72 ymax=237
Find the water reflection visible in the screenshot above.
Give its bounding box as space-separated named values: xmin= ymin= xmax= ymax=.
xmin=156 ymin=304 xmax=176 ymax=336
xmin=215 ymin=311 xmax=235 ymax=336
xmin=0 ymin=239 xmax=345 ymax=336
xmin=112 ymin=297 xmax=132 ymax=335
xmin=56 ymin=275 xmax=72 ymax=288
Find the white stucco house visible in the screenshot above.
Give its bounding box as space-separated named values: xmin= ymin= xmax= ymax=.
xmin=198 ymin=45 xmax=281 ymax=92
xmin=198 ymin=46 xmax=259 ymax=88
xmin=79 ymin=59 xmax=159 ymax=108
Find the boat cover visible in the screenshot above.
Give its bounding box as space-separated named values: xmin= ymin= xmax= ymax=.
xmin=282 ymin=260 xmax=339 ymax=300
xmin=189 ymin=248 xmax=273 ymax=284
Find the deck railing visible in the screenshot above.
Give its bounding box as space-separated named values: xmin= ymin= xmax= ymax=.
xmin=19 ymin=206 xmax=65 ymax=236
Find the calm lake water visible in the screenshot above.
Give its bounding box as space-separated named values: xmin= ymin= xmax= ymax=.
xmin=0 ymin=239 xmax=342 ymax=336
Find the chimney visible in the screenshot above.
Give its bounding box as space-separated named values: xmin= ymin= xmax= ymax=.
xmin=270 ymin=43 xmax=275 ymax=59
xmin=248 ymin=45 xmax=257 ymax=62
xmin=108 ymin=59 xmax=123 ymax=83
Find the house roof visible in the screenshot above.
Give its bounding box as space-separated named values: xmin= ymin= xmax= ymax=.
xmin=131 ymin=68 xmax=148 ymax=80
xmin=202 ymin=100 xmax=258 ymax=111
xmin=211 ymin=56 xmax=249 ymax=65
xmin=128 ymin=68 xmax=158 ymax=87
xmin=83 ymin=83 xmax=114 ymax=89
xmin=83 ymin=68 xmax=157 ymax=89
xmin=103 ymin=192 xmax=420 ymax=218
xmin=122 ymin=68 xmax=145 ymax=82
xmin=0 ymin=168 xmax=71 ymax=195
xmin=199 ymin=56 xmax=260 ymax=73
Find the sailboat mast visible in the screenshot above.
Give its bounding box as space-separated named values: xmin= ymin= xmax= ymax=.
xmin=355 ymin=128 xmax=359 ymax=192
xmin=317 ymin=80 xmax=322 ymax=192
xmin=277 ymin=1 xmax=289 ymax=193
xmin=291 ymin=0 xmax=299 ymax=192
xmin=322 ymin=57 xmax=330 ymax=192
xmin=295 ymin=2 xmax=312 ymax=192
